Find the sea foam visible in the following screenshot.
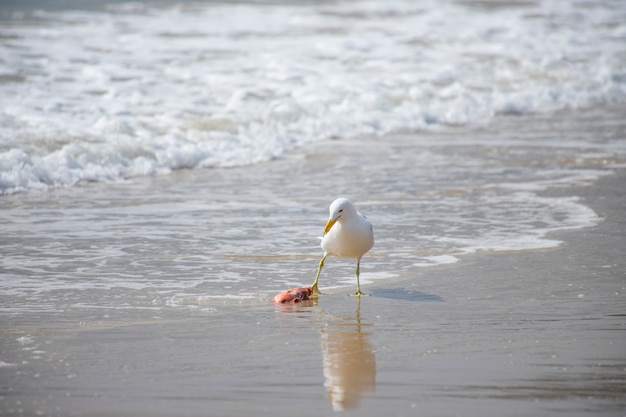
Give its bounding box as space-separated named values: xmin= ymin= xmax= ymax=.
xmin=1 ymin=0 xmax=625 ymax=193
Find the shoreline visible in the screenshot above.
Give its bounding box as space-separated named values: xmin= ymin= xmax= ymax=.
xmin=1 ymin=106 xmax=625 ymax=416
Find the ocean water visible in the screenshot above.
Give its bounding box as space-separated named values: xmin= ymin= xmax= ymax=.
xmin=1 ymin=103 xmax=625 ymax=313
xmin=1 ymin=0 xmax=625 ymax=194
xmin=1 ymin=2 xmax=626 ymax=416
xmin=1 ymin=0 xmax=626 ymax=306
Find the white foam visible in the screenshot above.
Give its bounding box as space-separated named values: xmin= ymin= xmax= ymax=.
xmin=413 ymin=254 xmax=460 ymax=268
xmin=1 ymin=0 xmax=625 ymax=193
xmin=425 ymin=192 xmax=602 ymax=258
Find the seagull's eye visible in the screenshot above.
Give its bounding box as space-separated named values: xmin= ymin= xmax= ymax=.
xmin=338 ymin=209 xmax=343 ymax=213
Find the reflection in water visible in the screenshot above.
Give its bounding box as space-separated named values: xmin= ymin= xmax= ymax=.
xmin=321 ymin=298 xmax=376 ymax=411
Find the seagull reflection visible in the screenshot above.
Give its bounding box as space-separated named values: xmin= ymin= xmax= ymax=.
xmin=321 ymin=298 xmax=376 ymax=411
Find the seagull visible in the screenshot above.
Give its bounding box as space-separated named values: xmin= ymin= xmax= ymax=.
xmin=311 ymin=198 xmax=374 ymax=296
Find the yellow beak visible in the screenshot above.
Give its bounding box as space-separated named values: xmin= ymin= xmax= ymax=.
xmin=324 ymin=218 xmax=337 ymax=235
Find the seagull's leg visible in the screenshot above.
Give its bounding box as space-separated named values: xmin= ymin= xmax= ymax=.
xmin=351 ymin=258 xmax=364 ymax=297
xmin=311 ymin=254 xmax=327 ymax=295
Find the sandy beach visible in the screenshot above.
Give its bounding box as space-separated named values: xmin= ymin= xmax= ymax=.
xmin=2 ymin=1 xmax=626 ymax=415
xmin=1 ymin=104 xmax=625 ymax=417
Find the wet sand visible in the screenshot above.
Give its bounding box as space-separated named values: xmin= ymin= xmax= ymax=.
xmin=1 ymin=108 xmax=625 ymax=416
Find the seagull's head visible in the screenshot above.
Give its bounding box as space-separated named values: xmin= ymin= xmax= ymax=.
xmin=324 ymin=197 xmax=357 ymax=235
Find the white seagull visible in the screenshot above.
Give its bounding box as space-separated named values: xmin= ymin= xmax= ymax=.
xmin=311 ymin=198 xmax=374 ymax=296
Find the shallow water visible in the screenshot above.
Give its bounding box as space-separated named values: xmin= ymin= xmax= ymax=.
xmin=2 ymin=266 xmax=624 ymax=416
xmin=1 ymin=0 xmax=625 ymax=414
xmin=1 ymin=105 xmax=625 ymax=311
xmin=1 ymin=105 xmax=625 ymax=415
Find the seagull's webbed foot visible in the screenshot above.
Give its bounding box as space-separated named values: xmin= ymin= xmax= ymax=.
xmin=311 ymin=283 xmax=321 ymax=296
